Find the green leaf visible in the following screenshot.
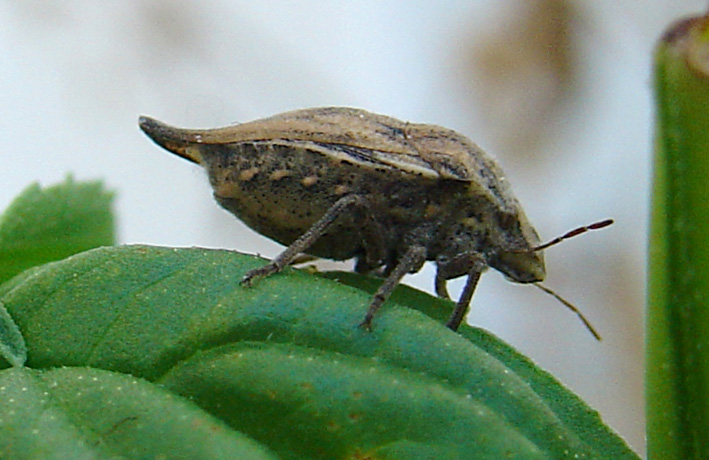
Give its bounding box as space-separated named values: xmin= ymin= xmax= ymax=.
xmin=649 ymin=13 xmax=709 ymax=459
xmin=160 ymin=341 xmax=544 ymax=460
xmin=0 ymin=366 xmax=278 ymax=460
xmin=0 ymin=245 xmax=638 ymax=459
xmin=322 ymin=272 xmax=637 ymax=460
xmin=0 ymin=176 xmax=115 ymax=285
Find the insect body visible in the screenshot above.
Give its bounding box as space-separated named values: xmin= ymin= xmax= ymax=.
xmin=139 ymin=107 xmax=599 ymax=333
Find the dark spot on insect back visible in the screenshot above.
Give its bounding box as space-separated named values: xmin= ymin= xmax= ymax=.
xmin=434 ymin=156 xmax=468 ymax=179
xmin=317 ymin=143 xmax=379 ymax=165
xmin=376 ymin=121 xmax=406 ymax=140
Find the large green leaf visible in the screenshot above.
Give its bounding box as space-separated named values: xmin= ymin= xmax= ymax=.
xmin=323 ymin=272 xmax=637 ymax=460
xmin=0 ymin=176 xmax=114 ymax=285
xmin=0 ymin=245 xmax=638 ymax=459
xmin=648 ymin=13 xmax=709 ymax=459
xmin=0 ymin=366 xmax=277 ymax=460
xmin=161 ymin=341 xmax=542 ymax=459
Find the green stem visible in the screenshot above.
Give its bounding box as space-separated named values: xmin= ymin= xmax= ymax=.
xmin=648 ymin=13 xmax=709 ymax=459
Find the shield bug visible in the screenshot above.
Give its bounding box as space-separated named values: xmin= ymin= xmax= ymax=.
xmin=139 ymin=107 xmax=611 ymax=335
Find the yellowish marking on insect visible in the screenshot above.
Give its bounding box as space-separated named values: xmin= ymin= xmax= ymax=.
xmin=271 ymin=207 xmax=296 ymax=224
xmin=461 ymin=217 xmax=478 ymax=228
xmin=185 ymin=146 xmax=203 ymax=163
xmin=213 ymin=180 xmax=239 ymax=198
xmin=301 ymin=175 xmax=318 ymax=187
xmin=334 ymin=184 xmax=350 ymax=195
xmin=239 ymin=167 xmax=260 ymax=181
xmin=270 ymin=169 xmax=291 ymax=181
xmin=424 ymin=204 xmax=441 ymax=219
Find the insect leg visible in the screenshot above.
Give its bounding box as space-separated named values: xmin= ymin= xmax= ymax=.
xmin=434 ymin=251 xmax=485 ymax=301
xmin=435 ymin=274 xmax=450 ymax=299
xmin=353 ymin=211 xmax=388 ymax=274
xmin=359 ymin=244 xmax=427 ymax=331
xmin=445 ymin=255 xmax=486 ymax=331
xmin=241 ymin=194 xmax=368 ymax=286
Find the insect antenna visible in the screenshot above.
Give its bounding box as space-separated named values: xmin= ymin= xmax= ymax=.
xmin=532 ymin=218 xmax=613 ymax=252
xmin=534 ymin=283 xmax=602 ymax=341
xmin=521 ymin=218 xmax=612 ymax=340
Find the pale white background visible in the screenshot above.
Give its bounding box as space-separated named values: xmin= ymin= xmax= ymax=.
xmin=2 ymin=1 xmax=705 ymax=456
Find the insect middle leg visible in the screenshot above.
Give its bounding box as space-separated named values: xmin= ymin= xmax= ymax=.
xmin=241 ymin=194 xmax=372 ymax=286
xmin=359 ymin=243 xmax=427 ymax=331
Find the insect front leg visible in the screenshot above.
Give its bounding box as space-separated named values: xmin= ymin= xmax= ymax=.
xmin=241 ymin=194 xmax=369 ymax=286
xmin=435 ymin=252 xmax=487 ymax=330
xmin=446 ymin=268 xmax=484 ymax=330
xmin=359 ymin=243 xmax=427 ymax=331
xmin=434 ymin=272 xmax=451 ymax=299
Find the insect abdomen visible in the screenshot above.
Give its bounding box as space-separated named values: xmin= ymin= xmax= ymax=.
xmin=199 ymin=140 xmax=465 ymax=261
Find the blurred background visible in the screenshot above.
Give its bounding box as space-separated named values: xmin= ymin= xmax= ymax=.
xmin=2 ymin=1 xmax=704 ymax=455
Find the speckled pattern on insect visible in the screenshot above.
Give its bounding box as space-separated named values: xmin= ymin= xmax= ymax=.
xmin=139 ymin=107 xmax=609 ymax=333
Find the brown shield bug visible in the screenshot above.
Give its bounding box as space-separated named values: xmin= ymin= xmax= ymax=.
xmin=139 ymin=107 xmax=611 ymax=336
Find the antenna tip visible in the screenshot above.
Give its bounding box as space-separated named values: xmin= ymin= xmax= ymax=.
xmin=590 ymin=219 xmax=614 ymax=229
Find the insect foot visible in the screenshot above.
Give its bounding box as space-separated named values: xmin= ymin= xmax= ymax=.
xmin=139 ymin=107 xmax=610 ymax=335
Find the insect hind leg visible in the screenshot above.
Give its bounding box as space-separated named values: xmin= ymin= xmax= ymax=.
xmin=241 ymin=194 xmax=369 ymax=286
